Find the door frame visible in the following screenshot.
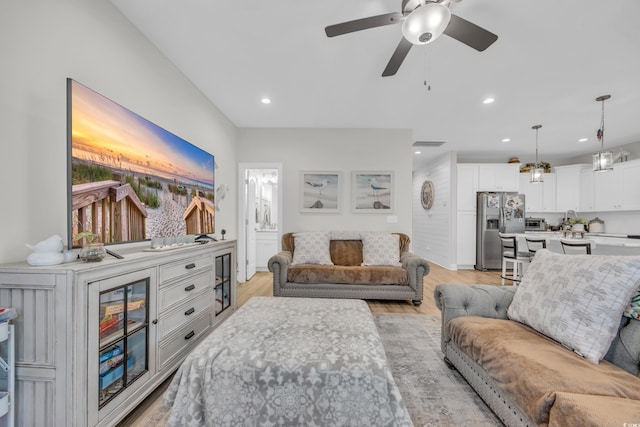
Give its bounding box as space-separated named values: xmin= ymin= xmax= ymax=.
xmin=237 ymin=162 xmax=283 ymax=283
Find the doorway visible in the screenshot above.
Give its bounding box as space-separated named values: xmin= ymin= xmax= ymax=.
xmin=238 ymin=163 xmax=283 ymax=282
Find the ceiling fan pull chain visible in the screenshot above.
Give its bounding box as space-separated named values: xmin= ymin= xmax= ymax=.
xmin=424 ymin=46 xmax=431 ymax=91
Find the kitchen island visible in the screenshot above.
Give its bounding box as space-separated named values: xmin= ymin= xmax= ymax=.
xmin=520 ymin=232 xmax=640 ymax=255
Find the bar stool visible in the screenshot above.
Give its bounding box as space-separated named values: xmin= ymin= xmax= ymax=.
xmin=499 ymin=233 xmax=530 ymax=286
xmin=524 ymin=236 xmax=547 ymax=259
xmin=560 ymin=238 xmax=592 ymax=255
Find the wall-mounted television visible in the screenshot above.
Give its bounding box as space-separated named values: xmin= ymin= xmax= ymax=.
xmin=67 ymin=79 xmax=215 ymax=248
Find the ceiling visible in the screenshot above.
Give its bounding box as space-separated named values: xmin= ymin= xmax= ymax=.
xmin=110 ymin=0 xmax=640 ymax=170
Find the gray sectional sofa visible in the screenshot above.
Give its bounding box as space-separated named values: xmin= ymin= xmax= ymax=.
xmin=435 ymin=250 xmax=640 ymax=426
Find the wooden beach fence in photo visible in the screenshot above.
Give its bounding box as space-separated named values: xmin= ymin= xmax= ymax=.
xmin=183 ymin=195 xmax=215 ymax=235
xmin=72 ymin=180 xmax=147 ymax=244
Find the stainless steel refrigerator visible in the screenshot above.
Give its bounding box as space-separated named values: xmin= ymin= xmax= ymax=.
xmin=475 ymin=192 xmax=525 ymax=270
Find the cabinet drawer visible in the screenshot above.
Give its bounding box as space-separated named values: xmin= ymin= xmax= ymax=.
xmin=159 ymin=254 xmax=212 ymax=285
xmin=159 ymin=314 xmax=211 ymax=369
xmin=159 ymin=292 xmax=213 ymax=340
xmin=159 ymin=270 xmax=212 ymax=311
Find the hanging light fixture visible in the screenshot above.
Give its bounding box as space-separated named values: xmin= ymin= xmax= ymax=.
xmin=593 ymin=94 xmax=613 ymax=172
xmin=530 ymin=125 xmax=544 ymax=183
xmin=402 ymin=2 xmax=452 ymax=45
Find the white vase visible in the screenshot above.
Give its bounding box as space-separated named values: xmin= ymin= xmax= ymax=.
xmin=572 ymin=224 xmax=585 ymax=232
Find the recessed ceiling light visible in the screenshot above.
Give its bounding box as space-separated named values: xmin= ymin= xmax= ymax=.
xmin=483 ymin=98 xmax=495 ymax=104
xmin=414 ymin=151 xmax=422 ymax=155
xmin=578 ymin=138 xmax=588 ymax=142
xmin=502 ymin=138 xmax=511 ymax=143
xmin=261 ymin=97 xmax=271 ymax=105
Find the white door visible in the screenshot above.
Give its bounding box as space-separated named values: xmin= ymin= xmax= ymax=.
xmin=246 ymin=177 xmax=257 ymax=280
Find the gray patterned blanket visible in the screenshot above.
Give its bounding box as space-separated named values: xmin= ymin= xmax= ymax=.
xmin=164 ymin=297 xmax=413 ymax=426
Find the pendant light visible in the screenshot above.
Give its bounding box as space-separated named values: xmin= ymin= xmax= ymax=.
xmin=530 ymin=125 xmax=544 ymax=183
xmin=593 ymin=94 xmax=613 ymax=172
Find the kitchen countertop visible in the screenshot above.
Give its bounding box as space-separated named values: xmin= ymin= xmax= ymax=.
xmin=523 ymin=231 xmax=640 ymax=248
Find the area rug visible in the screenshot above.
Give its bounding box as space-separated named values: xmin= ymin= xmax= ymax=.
xmin=139 ymin=314 xmax=501 ymax=427
xmin=374 ymin=313 xmax=501 ymax=427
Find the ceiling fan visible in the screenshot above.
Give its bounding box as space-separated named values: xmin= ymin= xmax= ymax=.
xmin=325 ymin=0 xmax=498 ymax=77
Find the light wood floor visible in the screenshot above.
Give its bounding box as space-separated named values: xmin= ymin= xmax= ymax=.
xmin=118 ymin=264 xmax=502 ymax=426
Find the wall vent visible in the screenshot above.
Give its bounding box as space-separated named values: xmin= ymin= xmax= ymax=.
xmin=412 ymin=141 xmax=446 ymax=147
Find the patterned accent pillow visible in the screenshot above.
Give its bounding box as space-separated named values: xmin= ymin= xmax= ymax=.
xmin=507 ymin=249 xmax=640 ymax=364
xmin=292 ymin=231 xmax=333 ymax=265
xmin=360 ymin=232 xmax=401 ymax=267
xmin=624 ymin=290 xmax=640 ymax=320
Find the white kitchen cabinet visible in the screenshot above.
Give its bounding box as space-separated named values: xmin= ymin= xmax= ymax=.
xmin=579 ymin=169 xmax=594 ymax=212
xmin=592 ymin=159 xmax=640 ymax=211
xmin=477 ymin=164 xmax=520 ymax=191
xmin=456 ymin=164 xmax=479 ymax=211
xmin=0 ymin=240 xmax=237 ymax=427
xmin=555 ymin=164 xmax=588 ymax=212
xmin=519 ymin=173 xmax=556 ymax=213
xmin=456 ymin=211 xmax=476 ymax=268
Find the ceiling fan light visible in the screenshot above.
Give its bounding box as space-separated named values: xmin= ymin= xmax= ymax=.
xmin=402 ymin=3 xmax=452 ymax=45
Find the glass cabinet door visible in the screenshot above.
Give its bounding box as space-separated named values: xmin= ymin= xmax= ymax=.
xmin=215 ymin=253 xmax=231 ymax=315
xmin=98 ymin=278 xmax=149 ymax=408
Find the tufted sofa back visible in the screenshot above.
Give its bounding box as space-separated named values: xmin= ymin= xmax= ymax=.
xmin=282 ymin=232 xmax=410 ymax=267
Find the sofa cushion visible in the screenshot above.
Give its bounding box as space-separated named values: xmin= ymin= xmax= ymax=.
xmin=507 ymin=249 xmax=640 ymax=363
xmin=447 ymin=316 xmax=640 ymax=425
xmin=548 ymin=392 xmax=640 ymax=427
xmin=287 ymin=265 xmax=408 ymax=285
xmin=330 ymin=240 xmax=363 ymax=266
xmin=360 ymin=232 xmax=401 ymax=267
xmin=291 ymin=231 xmax=333 ymax=265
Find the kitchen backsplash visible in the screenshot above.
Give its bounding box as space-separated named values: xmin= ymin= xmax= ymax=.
xmin=527 ymin=211 xmax=640 ymax=235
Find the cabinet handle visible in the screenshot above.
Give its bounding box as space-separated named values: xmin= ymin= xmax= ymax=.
xmin=184 ymin=284 xmax=196 ymax=292
xmin=152 ymin=319 xmax=158 ymax=325
xmin=185 ymin=331 xmax=195 ymax=340
xmin=184 ymin=307 xmax=195 ymax=316
xmin=185 ymin=263 xmax=196 ymax=270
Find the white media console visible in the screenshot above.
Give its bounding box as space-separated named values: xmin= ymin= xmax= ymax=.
xmin=0 ymin=239 xmax=236 ymax=427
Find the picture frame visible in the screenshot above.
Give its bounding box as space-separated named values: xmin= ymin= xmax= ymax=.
xmin=300 ymin=171 xmax=341 ymax=213
xmin=351 ymin=171 xmax=394 ymax=213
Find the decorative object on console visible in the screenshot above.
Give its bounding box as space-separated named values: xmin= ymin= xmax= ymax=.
xmin=352 ymin=171 xmax=393 ymax=213
xmin=530 ymin=124 xmax=544 ymax=183
xmin=75 ymin=232 xmax=107 ymax=262
xmin=593 ymin=94 xmax=613 ymax=172
xmin=420 ymin=180 xmax=434 ymax=210
xmin=25 ymin=235 xmax=65 ymax=266
xmin=300 ymin=171 xmax=341 ymax=213
xmin=220 ymin=229 xmax=226 ymax=240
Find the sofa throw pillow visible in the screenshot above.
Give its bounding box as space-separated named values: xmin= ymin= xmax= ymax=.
xmin=624 ymin=290 xmax=640 ymax=320
xmin=507 ymin=249 xmax=640 ymax=364
xmin=291 ymin=231 xmax=333 ymax=265
xmin=360 ymin=232 xmax=401 ymax=267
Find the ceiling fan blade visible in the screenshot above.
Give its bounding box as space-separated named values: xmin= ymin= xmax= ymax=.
xmin=443 ymin=14 xmax=498 ymax=51
xmin=325 ymin=12 xmax=403 ymax=37
xmin=382 ymin=37 xmax=413 ymax=77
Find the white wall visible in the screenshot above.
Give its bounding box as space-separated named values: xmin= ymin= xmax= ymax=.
xmin=412 ymin=152 xmax=456 ymax=268
xmin=236 ymin=128 xmax=413 ymax=236
xmin=0 ymin=0 xmax=238 ymax=263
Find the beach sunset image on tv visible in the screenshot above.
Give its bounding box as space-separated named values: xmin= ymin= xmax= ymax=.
xmin=68 ymin=79 xmax=215 ymax=246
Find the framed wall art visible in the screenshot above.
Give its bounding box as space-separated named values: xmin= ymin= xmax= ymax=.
xmin=300 ymin=171 xmax=341 ymax=213
xmin=351 ymin=171 xmax=393 ymax=213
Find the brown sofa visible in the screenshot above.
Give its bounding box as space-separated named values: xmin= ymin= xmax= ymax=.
xmin=435 ymin=281 xmax=640 ymax=426
xmin=268 ymin=232 xmax=429 ymax=305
